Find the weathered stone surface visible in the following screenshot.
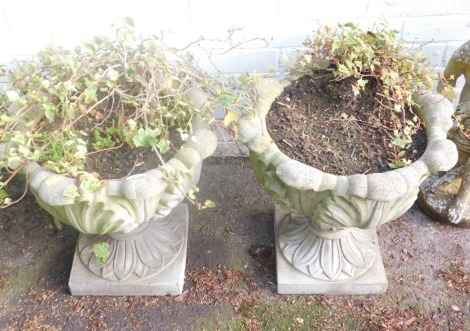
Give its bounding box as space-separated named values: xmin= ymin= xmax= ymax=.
xmin=237 ymin=78 xmax=457 ymax=229
xmin=439 ymin=40 xmax=470 ymax=105
xmin=275 ymin=206 xmax=387 ymax=295
xmin=212 ymin=121 xmax=249 ymax=157
xmin=69 ymin=204 xmax=188 ymax=296
xmin=24 ymin=114 xmax=216 ymax=296
xmin=420 ymin=41 xmax=470 ymax=226
xmin=418 ymin=167 xmax=470 ymax=227
xmin=236 ymin=76 xmax=457 ymax=294
xmin=27 ymin=116 xmax=217 ymax=235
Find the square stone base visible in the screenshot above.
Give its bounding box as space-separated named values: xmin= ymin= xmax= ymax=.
xmin=69 ymin=204 xmax=188 ymax=296
xmin=275 ymin=205 xmax=388 ymax=295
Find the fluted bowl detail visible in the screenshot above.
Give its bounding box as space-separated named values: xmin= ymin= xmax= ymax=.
xmin=237 ymin=78 xmax=458 ymax=229
xmin=27 ymin=116 xmax=217 ymax=235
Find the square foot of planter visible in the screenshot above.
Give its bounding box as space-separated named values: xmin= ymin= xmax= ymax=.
xmin=69 ymin=204 xmax=188 ymax=296
xmin=275 ymin=205 xmax=388 ymax=295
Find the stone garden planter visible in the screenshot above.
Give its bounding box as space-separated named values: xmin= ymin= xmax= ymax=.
xmin=236 ymin=78 xmax=458 ymax=294
xmin=26 ymin=117 xmax=217 ymax=295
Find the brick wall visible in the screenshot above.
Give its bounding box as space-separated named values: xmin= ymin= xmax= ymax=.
xmin=1 ymin=0 xmax=469 ymax=93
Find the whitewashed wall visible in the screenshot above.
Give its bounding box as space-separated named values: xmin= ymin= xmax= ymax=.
xmin=1 ymin=0 xmax=469 ymax=92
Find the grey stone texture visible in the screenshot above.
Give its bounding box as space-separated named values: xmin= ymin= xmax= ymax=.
xmin=69 ymin=204 xmax=188 ymax=296
xmin=275 ymin=205 xmax=388 ymax=295
xmin=236 ymin=77 xmax=458 ymax=294
xmin=419 ymin=40 xmax=470 ymax=227
xmin=21 ymin=116 xmax=217 ymax=296
xmin=27 ymin=116 xmax=217 ymax=235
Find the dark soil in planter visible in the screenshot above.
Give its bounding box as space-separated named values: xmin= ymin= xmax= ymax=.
xmin=79 ymin=125 xmax=183 ymax=180
xmin=38 ymin=104 xmax=185 ymax=180
xmin=84 ymin=145 xmax=164 ymax=179
xmin=266 ymin=72 xmax=427 ymax=175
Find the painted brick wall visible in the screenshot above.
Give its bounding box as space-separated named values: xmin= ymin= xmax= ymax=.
xmin=1 ymin=0 xmax=469 ymax=93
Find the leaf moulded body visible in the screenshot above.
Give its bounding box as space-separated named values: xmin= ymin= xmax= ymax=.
xmin=25 ymin=116 xmax=216 ymax=283
xmin=78 ymin=209 xmax=185 ymax=282
xmin=237 ymin=78 xmax=458 ymax=230
xmin=237 ymin=77 xmax=458 ymax=282
xmin=279 ymin=214 xmax=376 ymax=281
xmin=27 ymin=116 xmax=217 ymax=235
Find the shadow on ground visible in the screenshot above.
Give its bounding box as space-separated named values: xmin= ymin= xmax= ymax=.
xmin=0 ymin=157 xmax=469 ymax=330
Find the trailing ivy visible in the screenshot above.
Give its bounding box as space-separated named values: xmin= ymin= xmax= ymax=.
xmin=292 ymin=22 xmax=442 ymax=168
xmin=0 ymin=17 xmax=240 ymax=206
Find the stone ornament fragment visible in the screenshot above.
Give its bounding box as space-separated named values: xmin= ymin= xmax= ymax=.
xmin=418 ymin=40 xmax=470 ymax=227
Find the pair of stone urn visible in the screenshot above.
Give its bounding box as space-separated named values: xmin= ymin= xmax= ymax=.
xmin=9 ymin=80 xmax=457 ymax=297
xmin=3 ymin=69 xmax=459 ymax=298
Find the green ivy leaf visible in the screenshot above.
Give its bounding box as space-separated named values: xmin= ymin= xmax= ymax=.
xmin=126 ymin=68 xmax=136 ymax=78
xmin=91 ymin=242 xmax=110 ymax=264
xmin=0 ymin=114 xmax=15 ymax=122
xmin=304 ymin=54 xmax=312 ymax=64
xmin=7 ymin=156 xmax=21 ymax=169
xmin=83 ymin=86 xmax=98 ymax=104
xmin=133 ymin=127 xmax=160 ymax=147
xmin=312 ymin=60 xmax=330 ymax=70
xmin=392 ymin=135 xmax=412 ymax=149
xmin=41 ymin=79 xmax=50 ymax=89
xmin=0 ymin=189 xmax=9 ymax=204
xmin=17 ymin=145 xmax=30 ymax=157
xmin=83 ymin=41 xmax=97 ymax=54
xmin=388 ymin=160 xmax=406 ymax=169
xmin=357 ymin=78 xmax=368 ymax=87
xmin=108 ymin=69 xmax=119 ymax=81
xmin=63 ymin=184 xmax=79 ymax=198
xmin=12 ymin=133 xmax=26 ymax=145
xmin=31 ymin=150 xmax=43 ymax=161
xmin=80 ymin=178 xmax=101 ymax=192
xmin=44 ymin=103 xmax=57 ymax=121
xmin=156 ymin=139 xmax=170 ymax=153
xmin=218 ymin=95 xmax=235 ymax=108
xmin=188 ymin=186 xmax=198 ymax=200
xmin=223 ymin=110 xmax=240 ymax=127
xmin=143 ymin=40 xmax=156 ymax=50
xmin=204 ymin=200 xmax=216 ymax=208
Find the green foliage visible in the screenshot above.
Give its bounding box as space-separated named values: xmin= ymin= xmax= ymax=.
xmin=133 ymin=127 xmax=160 ymax=148
xmin=294 ymin=22 xmax=436 ymax=168
xmin=63 ymin=184 xmax=79 ymax=198
xmin=92 ymin=129 xmax=115 ymax=151
xmin=187 ymin=185 xmax=216 ymax=210
xmin=0 ymin=188 xmax=9 ymax=204
xmin=105 ymin=122 xmax=133 ymax=145
xmin=0 ymin=18 xmax=239 ymax=206
xmin=91 ymin=242 xmax=110 ymax=264
xmin=40 ymin=130 xmax=88 ymax=173
xmin=255 ymin=298 xmax=332 ymax=330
